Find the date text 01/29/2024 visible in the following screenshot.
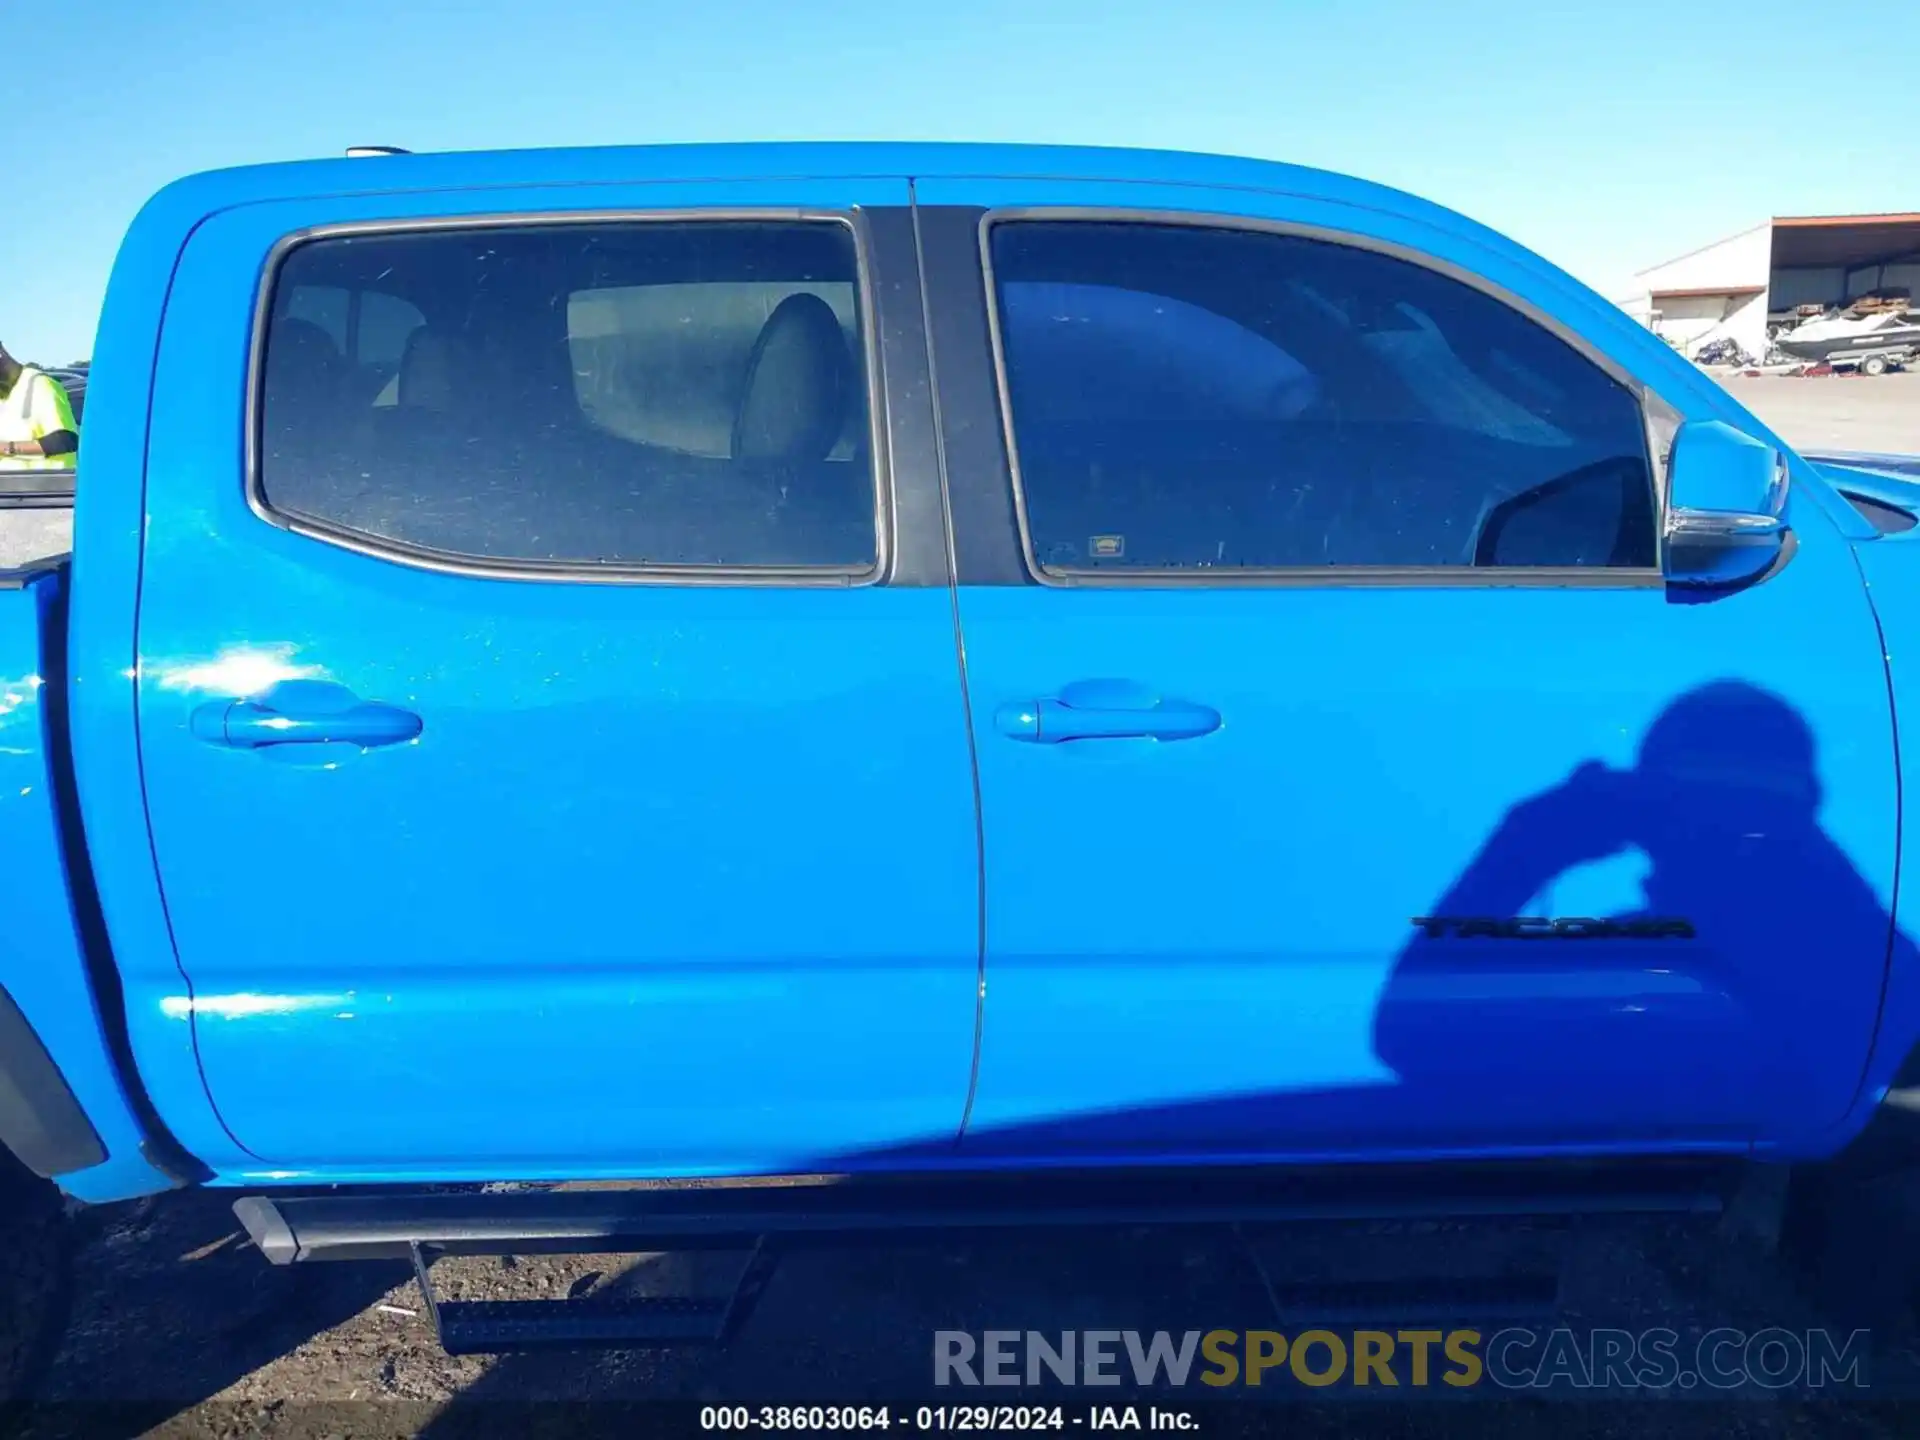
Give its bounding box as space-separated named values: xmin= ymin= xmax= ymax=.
xmin=699 ymin=1405 xmax=1197 ymax=1431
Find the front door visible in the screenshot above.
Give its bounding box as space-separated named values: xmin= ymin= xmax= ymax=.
xmin=913 ymin=187 xmax=1897 ymax=1163
xmin=134 ymin=178 xmax=981 ymax=1176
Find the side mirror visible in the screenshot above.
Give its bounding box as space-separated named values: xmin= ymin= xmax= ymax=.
xmin=1664 ymin=420 xmax=1790 ymax=590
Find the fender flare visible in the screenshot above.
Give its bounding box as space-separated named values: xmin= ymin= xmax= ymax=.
xmin=0 ymin=982 xmax=105 ymax=1178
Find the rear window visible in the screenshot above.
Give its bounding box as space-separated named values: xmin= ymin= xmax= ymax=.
xmin=256 ymin=220 xmax=877 ymax=574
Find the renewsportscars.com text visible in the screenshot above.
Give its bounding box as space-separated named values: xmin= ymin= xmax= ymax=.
xmin=934 ymin=1328 xmax=1870 ymax=1391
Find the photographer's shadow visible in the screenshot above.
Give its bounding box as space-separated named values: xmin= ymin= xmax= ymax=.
xmin=1378 ymin=678 xmax=1917 ymax=1170
xmin=407 ymin=681 xmax=1920 ymax=1417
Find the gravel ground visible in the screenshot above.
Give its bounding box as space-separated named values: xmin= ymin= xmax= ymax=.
xmin=0 ymin=509 xmax=69 ymax=571
xmin=14 ymin=1178 xmax=1920 ymax=1437
xmin=1717 ymin=370 xmax=1920 ymax=457
xmin=6 ymin=374 xmax=1920 ymax=1438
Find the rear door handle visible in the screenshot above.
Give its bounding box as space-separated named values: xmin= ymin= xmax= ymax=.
xmin=994 ymin=679 xmax=1221 ymax=744
xmin=192 ymin=694 xmax=422 ymax=750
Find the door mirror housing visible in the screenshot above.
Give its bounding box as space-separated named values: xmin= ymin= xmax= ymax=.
xmin=1663 ymin=420 xmax=1791 ymax=590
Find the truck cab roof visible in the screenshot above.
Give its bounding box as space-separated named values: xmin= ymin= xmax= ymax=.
xmin=148 ymin=139 xmax=1502 ymax=251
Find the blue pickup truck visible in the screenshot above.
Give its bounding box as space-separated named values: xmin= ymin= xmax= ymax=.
xmin=7 ymin=141 xmax=1920 ymax=1371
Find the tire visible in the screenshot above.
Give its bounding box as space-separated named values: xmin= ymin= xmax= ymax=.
xmin=1862 ymin=355 xmax=1889 ymax=377
xmin=0 ymin=1151 xmax=70 ymax=1402
xmin=1781 ymin=1160 xmax=1920 ymax=1330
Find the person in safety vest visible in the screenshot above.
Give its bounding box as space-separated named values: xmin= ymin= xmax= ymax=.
xmin=0 ymin=340 xmax=79 ymax=471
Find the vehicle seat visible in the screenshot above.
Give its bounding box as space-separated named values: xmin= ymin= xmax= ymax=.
xmin=702 ymin=294 xmax=868 ymax=564
xmin=731 ymin=293 xmax=853 ymax=462
xmin=262 ymin=318 xmax=349 ymax=423
xmin=298 ymin=327 xmax=504 ymax=547
xmin=351 ymin=328 xmax=473 ymax=454
xmin=397 ymin=328 xmax=470 ymax=415
xmin=259 ymin=317 xmax=357 ymax=493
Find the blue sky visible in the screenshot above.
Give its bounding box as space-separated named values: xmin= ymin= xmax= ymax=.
xmin=7 ymin=0 xmax=1912 ymax=363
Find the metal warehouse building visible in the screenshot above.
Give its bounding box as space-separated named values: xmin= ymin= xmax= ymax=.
xmin=1620 ymin=213 xmax=1920 ymax=361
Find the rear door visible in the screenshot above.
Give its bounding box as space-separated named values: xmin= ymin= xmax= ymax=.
xmin=135 ymin=178 xmax=981 ymax=1176
xmin=913 ymin=186 xmax=1897 ymax=1163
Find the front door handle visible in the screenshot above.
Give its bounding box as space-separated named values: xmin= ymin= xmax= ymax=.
xmin=994 ymin=679 xmax=1221 ymax=744
xmin=191 ymin=694 xmax=422 ymax=750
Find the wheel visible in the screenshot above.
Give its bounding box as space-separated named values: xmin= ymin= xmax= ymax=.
xmin=1780 ymin=1161 xmax=1920 ymax=1330
xmin=0 ymin=1150 xmax=71 ymax=1402
xmin=1862 ymin=355 xmax=1889 ymax=377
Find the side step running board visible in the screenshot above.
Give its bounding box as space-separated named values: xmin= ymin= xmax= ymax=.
xmin=406 ymin=1236 xmax=779 ymax=1354
xmin=235 ymin=1160 xmax=1733 ymax=1263
xmin=233 ymin=1162 xmax=1737 ymax=1355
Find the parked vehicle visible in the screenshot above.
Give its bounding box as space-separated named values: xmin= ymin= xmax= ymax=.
xmin=1690 ymin=335 xmax=1755 ymax=368
xmin=41 ymin=369 xmax=86 ymax=427
xmin=8 ymin=141 xmax=1920 ymax=1371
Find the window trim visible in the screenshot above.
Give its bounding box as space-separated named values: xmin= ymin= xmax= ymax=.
xmin=977 ymin=207 xmax=1666 ymax=589
xmin=245 ymin=208 xmax=892 ymax=587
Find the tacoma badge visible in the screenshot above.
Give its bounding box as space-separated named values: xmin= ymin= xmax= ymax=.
xmin=1411 ymin=916 xmax=1697 ymax=940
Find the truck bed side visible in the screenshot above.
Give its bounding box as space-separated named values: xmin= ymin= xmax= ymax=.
xmin=0 ymin=560 xmax=185 ymax=1202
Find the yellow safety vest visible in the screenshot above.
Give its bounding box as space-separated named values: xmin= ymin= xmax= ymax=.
xmin=0 ymin=367 xmax=78 ymax=472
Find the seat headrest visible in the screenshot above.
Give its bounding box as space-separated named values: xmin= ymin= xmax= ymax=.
xmin=731 ymin=293 xmax=853 ymax=462
xmin=265 ymin=318 xmax=348 ymax=396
